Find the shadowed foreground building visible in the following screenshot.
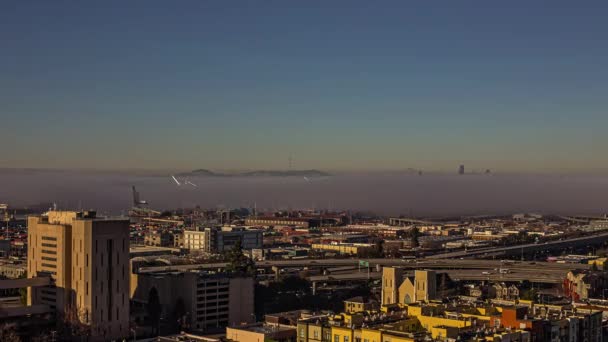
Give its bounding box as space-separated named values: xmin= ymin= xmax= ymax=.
xmin=131 ymin=270 xmax=254 ymax=333
xmin=27 ymin=211 xmax=130 ymax=341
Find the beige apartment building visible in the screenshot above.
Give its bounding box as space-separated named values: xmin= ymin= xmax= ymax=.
xmin=27 ymin=211 xmax=130 ymax=341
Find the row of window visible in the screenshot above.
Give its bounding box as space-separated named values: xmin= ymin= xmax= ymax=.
xmin=42 ymin=236 xmax=57 ymax=241
xmin=196 ymin=294 xmax=229 ymax=300
xmin=198 ymin=282 xmax=218 ymax=287
xmin=41 ymin=296 xmax=56 ymax=302
xmin=196 ymin=300 xmax=229 ymax=308
xmin=41 ymin=289 xmax=56 ymax=296
xmin=196 ymin=288 xmax=229 ymax=294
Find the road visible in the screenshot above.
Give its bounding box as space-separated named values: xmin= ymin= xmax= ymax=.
xmin=139 ymin=258 xmax=585 ymax=285
xmin=427 ymin=231 xmax=608 ymax=259
xmin=308 ymin=267 xmax=567 ymax=284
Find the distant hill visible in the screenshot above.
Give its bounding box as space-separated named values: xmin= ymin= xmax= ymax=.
xmin=177 ymin=169 xmax=330 ymax=177
xmin=239 ymin=170 xmax=330 ymax=177
xmin=184 ymin=169 xmax=221 ymax=176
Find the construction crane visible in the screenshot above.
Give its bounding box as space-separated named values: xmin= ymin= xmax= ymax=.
xmin=132 ymin=186 xmax=148 ymax=207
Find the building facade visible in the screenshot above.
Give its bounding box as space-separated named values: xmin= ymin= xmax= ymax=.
xmin=144 ymin=230 xmax=174 ymax=247
xmin=382 ymin=267 xmax=437 ymax=305
xmin=131 ymin=270 xmax=254 ymax=332
xmin=184 ymin=227 xmax=263 ymax=252
xmin=27 ymin=211 xmax=130 ymax=341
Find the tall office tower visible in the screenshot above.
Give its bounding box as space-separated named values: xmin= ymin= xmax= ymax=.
xmin=458 ymin=164 xmax=465 ymax=175
xmin=27 ymin=211 xmax=130 ymax=341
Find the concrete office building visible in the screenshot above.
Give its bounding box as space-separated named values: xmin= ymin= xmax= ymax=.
xmin=27 ymin=211 xmax=130 ymax=341
xmin=131 ymin=270 xmax=254 ymax=332
xmin=184 ymin=227 xmax=263 ymax=252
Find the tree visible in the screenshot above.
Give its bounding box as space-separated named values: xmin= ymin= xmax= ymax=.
xmin=225 ymin=240 xmax=255 ymax=276
xmin=19 ymin=287 xmax=27 ymax=306
xmin=0 ymin=324 xmax=21 ymax=342
xmin=439 ymin=273 xmax=448 ymax=296
xmin=374 ymin=240 xmax=385 ymax=257
xmin=410 ymin=227 xmax=420 ymax=248
xmin=171 ymin=297 xmax=187 ymax=332
xmin=147 ymin=287 xmax=162 ymax=335
xmin=521 ymin=288 xmax=538 ymax=301
xmin=55 ymin=305 xmax=92 ymax=340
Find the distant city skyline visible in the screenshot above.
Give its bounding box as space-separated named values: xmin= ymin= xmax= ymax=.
xmin=2 ymin=1 xmax=608 ymax=172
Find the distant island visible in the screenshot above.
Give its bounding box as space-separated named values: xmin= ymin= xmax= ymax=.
xmin=177 ymin=169 xmax=330 ymax=177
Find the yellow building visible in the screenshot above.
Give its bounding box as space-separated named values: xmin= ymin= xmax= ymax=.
xmin=299 ymin=299 xmax=487 ymax=342
xmin=27 ymin=211 xmax=130 ymax=341
xmin=405 ymin=303 xmax=473 ymax=339
xmin=588 ymin=257 xmax=607 ymax=270
xmin=311 ymin=243 xmax=375 ymax=256
xmin=227 ymin=323 xmax=296 ymax=342
xmin=297 ymin=315 xmax=332 ymax=342
xmin=344 ymin=296 xmax=378 ymax=313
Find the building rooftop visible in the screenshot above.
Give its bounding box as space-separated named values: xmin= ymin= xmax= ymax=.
xmin=231 ymin=323 xmax=295 ymax=334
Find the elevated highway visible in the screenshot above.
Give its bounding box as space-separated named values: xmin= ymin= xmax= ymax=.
xmin=139 ymin=258 xmax=585 ymax=285
xmin=427 ymin=231 xmax=608 ymax=259
xmin=0 ymin=276 xmax=52 ymax=290
xmin=308 ymin=267 xmax=566 ymax=284
xmin=138 ymin=257 xmax=588 ymax=273
xmin=0 ymin=277 xmax=53 ymax=319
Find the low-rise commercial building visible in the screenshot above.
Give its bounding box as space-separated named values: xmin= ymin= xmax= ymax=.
xmin=311 ymin=243 xmax=375 ymax=256
xmin=227 ymin=323 xmax=296 ymax=342
xmin=144 ymin=230 xmax=174 ymax=247
xmin=184 ymin=227 xmax=263 ymax=252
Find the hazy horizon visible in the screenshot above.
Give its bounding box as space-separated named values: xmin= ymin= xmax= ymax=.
xmin=1 ymin=169 xmax=607 ymax=217
xmin=2 ymin=166 xmax=608 ymax=177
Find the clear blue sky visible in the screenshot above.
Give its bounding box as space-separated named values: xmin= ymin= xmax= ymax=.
xmin=2 ymin=1 xmax=607 ymax=172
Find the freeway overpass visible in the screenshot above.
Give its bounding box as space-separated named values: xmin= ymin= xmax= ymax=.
xmin=0 ymin=277 xmax=53 ymax=319
xmin=0 ymin=276 xmax=51 ymax=290
xmin=138 ymin=258 xmax=587 ymax=285
xmin=137 ymin=233 xmax=605 ymax=274
xmin=308 ymin=267 xmax=567 ymax=284
xmin=427 ymin=231 xmax=608 ymax=259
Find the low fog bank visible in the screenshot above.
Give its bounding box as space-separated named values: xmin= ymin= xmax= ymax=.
xmin=0 ymin=169 xmax=607 ymax=217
